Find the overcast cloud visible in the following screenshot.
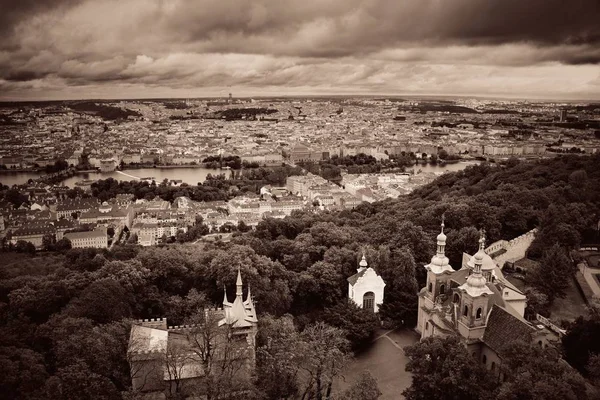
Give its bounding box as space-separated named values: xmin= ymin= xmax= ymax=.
xmin=0 ymin=0 xmax=599 ymax=100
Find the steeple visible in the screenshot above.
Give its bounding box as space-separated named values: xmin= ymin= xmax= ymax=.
xmin=458 ymin=230 xmax=493 ymax=297
xmin=236 ymin=267 xmax=243 ymax=299
xmin=223 ymin=285 xmax=231 ymax=307
xmin=425 ymin=216 xmax=453 ymax=274
xmin=436 ymin=214 xmax=447 ymax=257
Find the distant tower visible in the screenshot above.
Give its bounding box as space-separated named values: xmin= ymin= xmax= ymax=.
xmin=560 ymin=109 xmax=567 ymax=122
xmin=347 ymin=254 xmax=386 ymax=313
xmin=228 ymin=93 xmax=233 ymax=104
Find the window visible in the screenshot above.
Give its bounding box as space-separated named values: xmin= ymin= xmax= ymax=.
xmin=453 ymin=293 xmax=460 ymax=303
xmin=425 ymin=322 xmax=429 ymax=331
xmin=428 ymin=282 xmax=432 ymax=292
xmin=463 ymin=305 xmax=468 ymax=316
xmin=476 ymin=307 xmax=483 ymax=319
xmin=482 ymin=355 xmax=487 ymax=364
xmin=363 ymin=292 xmax=375 ymax=312
xmin=538 ymin=340 xmax=543 ymax=348
xmin=439 ymin=284 xmax=445 ymax=294
xmin=491 ymin=362 xmax=496 ymax=371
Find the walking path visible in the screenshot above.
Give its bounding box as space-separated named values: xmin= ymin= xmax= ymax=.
xmin=335 ymin=328 xmax=419 ymax=400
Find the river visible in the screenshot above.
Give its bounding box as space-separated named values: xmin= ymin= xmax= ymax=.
xmin=0 ymin=167 xmax=226 ymax=187
xmin=0 ymin=161 xmax=480 ymax=188
xmin=410 ymin=160 xmax=480 ymax=174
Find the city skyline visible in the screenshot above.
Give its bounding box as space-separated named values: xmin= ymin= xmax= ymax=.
xmin=1 ymin=0 xmax=599 ymax=101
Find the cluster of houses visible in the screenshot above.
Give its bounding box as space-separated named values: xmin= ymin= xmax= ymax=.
xmin=1 ymin=175 xmax=369 ymax=249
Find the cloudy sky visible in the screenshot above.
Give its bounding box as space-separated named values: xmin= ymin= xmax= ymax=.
xmin=1 ymin=0 xmax=599 ymax=100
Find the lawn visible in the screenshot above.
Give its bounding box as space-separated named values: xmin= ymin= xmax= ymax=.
xmin=587 ymin=254 xmax=600 ymax=268
xmin=550 ymin=277 xmax=588 ymax=323
xmin=506 ymin=274 xmax=587 ymax=324
xmin=334 ymin=329 xmax=419 ymax=399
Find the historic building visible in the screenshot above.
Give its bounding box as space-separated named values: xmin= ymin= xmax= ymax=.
xmin=128 ymin=270 xmax=258 ymax=397
xmin=416 ymin=221 xmax=559 ymax=374
xmin=348 ymin=254 xmax=386 ymax=312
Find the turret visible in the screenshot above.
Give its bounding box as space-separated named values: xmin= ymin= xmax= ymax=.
xmin=456 ymin=230 xmax=493 ymax=340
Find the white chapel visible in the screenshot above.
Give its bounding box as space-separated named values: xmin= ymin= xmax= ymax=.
xmin=347 ymin=254 xmax=386 ymax=312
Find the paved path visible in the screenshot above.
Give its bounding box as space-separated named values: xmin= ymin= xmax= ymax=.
xmin=580 ymin=262 xmax=600 ymax=297
xmin=335 ymin=328 xmax=419 ymax=400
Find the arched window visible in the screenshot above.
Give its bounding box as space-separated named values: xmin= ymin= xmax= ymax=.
xmin=482 ymin=355 xmax=487 ymax=364
xmin=428 ymin=282 xmax=433 ymax=292
xmin=425 ymin=322 xmax=429 ymax=331
xmin=363 ymin=292 xmax=375 ymax=312
xmin=538 ymin=340 xmax=543 ymax=348
xmin=439 ymin=284 xmax=445 ymax=294
xmin=491 ymin=362 xmax=496 ymax=371
xmin=476 ymin=307 xmax=483 ymax=319
xmin=463 ymin=305 xmax=468 ymax=316
xmin=453 ymin=293 xmax=459 ymax=303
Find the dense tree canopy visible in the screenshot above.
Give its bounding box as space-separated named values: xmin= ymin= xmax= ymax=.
xmin=1 ymin=154 xmax=599 ymax=398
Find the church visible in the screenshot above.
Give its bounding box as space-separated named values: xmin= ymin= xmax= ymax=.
xmin=348 ymin=254 xmax=386 ymax=312
xmin=416 ymin=220 xmax=559 ymax=374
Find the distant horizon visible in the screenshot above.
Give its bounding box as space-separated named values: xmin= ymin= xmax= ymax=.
xmin=1 ymin=92 xmax=599 ymax=104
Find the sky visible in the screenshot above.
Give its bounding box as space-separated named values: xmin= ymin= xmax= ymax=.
xmin=0 ymin=0 xmax=599 ymax=101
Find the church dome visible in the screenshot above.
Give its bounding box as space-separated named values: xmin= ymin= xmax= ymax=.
xmin=467 ymin=249 xmax=496 ymax=271
xmin=429 ymin=253 xmax=449 ymax=267
xmin=436 ymin=231 xmax=447 ymax=243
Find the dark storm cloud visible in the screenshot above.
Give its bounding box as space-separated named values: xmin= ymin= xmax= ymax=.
xmin=154 ymin=0 xmax=600 ymax=59
xmin=1 ymin=0 xmax=599 ymax=99
xmin=0 ymin=0 xmax=80 ymax=35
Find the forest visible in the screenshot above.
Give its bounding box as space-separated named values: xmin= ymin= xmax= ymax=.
xmin=1 ymin=154 xmax=599 ymax=399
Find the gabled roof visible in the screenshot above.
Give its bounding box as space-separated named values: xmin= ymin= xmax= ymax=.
xmin=347 ymin=268 xmax=366 ymax=286
xmin=482 ymin=305 xmax=534 ymax=356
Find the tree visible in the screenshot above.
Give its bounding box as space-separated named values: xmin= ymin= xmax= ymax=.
xmin=255 ymin=314 xmax=302 ymax=400
xmin=55 ymin=238 xmax=72 ymax=252
xmin=322 ymin=301 xmax=380 ymax=350
xmin=378 ymin=247 xmax=419 ymax=327
xmin=527 ymin=243 xmax=574 ymax=303
xmin=438 ymin=149 xmax=449 ymax=160
xmin=298 ymin=322 xmax=350 ymax=400
xmin=496 ymin=341 xmax=587 ymax=400
xmin=42 ymin=233 xmax=56 ymax=251
xmin=15 ymin=240 xmax=36 ymax=255
xmin=403 ymin=336 xmax=496 ymax=400
xmin=337 ymin=371 xmax=381 ymax=400
xmin=184 ymin=310 xmax=254 ymax=399
xmin=64 ymin=279 xmax=133 ymax=323
xmin=562 ymin=307 xmax=600 ymax=375
xmin=0 ymin=346 xmax=48 ymax=400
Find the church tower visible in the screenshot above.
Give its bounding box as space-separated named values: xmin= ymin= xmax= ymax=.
xmin=417 ymin=218 xmax=455 ymax=336
xmin=456 ymin=232 xmax=493 ymax=342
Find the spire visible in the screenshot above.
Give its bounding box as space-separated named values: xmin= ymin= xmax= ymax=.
xmin=236 ymin=267 xmax=243 ymax=298
xmin=436 ymin=215 xmax=447 ymax=256
xmin=223 ymin=285 xmax=231 ymax=306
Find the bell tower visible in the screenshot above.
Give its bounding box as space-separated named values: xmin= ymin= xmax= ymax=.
xmin=417 ymin=216 xmax=454 ymax=336
xmin=456 ymin=231 xmax=493 ymax=342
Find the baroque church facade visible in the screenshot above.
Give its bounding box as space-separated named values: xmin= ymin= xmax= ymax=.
xmin=416 ymin=221 xmax=558 ymax=373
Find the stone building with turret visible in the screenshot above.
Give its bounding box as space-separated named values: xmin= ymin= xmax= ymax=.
xmin=127 ymin=270 xmax=258 ymax=397
xmin=417 ymin=221 xmax=559 ymax=376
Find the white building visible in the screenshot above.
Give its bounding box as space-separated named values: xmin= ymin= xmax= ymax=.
xmin=64 ymin=228 xmax=108 ymax=249
xmin=347 ymin=255 xmax=386 ymax=313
